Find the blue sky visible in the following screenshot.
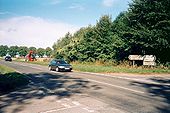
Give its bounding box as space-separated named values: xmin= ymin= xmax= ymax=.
xmin=0 ymin=0 xmax=132 ymax=48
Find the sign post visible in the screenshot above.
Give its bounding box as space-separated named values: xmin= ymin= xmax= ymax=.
xmin=128 ymin=55 xmax=156 ymax=66
xmin=128 ymin=55 xmax=144 ymax=67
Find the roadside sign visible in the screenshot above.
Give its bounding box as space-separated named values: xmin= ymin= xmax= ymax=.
xmin=128 ymin=55 xmax=144 ymax=60
xmin=143 ymin=55 xmax=156 ymax=61
xmin=128 ymin=55 xmax=156 ymax=66
xmin=143 ymin=61 xmax=156 ymax=66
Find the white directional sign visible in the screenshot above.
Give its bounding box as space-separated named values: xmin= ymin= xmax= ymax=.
xmin=128 ymin=55 xmax=144 ymax=60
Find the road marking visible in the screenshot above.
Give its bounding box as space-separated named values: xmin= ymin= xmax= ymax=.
xmin=82 ymin=107 xmax=95 ymax=112
xmin=39 ymin=106 xmax=78 ymax=113
xmin=62 ymin=103 xmax=72 ymax=108
xmin=87 ymin=78 xmax=145 ymax=94
xmin=80 ymin=72 xmax=170 ymax=86
xmin=72 ymin=101 xmax=81 ymax=106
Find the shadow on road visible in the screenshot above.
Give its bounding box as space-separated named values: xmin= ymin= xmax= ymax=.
xmin=0 ymin=72 xmax=101 ymax=113
xmin=131 ymin=77 xmax=170 ymax=113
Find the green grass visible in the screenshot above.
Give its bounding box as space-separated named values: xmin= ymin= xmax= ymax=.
xmin=14 ymin=58 xmax=49 ymax=66
xmin=0 ymin=65 xmax=29 ymax=93
xmin=0 ymin=65 xmax=14 ymax=74
xmin=71 ymin=63 xmax=170 ymax=74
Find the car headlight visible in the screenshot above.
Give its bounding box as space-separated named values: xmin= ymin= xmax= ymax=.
xmin=58 ymin=66 xmax=65 ymax=68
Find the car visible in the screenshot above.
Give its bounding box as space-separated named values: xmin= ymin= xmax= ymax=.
xmin=4 ymin=56 xmax=12 ymax=61
xmin=48 ymin=59 xmax=72 ymax=72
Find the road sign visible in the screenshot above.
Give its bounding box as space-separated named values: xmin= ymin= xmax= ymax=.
xmin=143 ymin=61 xmax=156 ymax=66
xmin=143 ymin=55 xmax=156 ymax=61
xmin=128 ymin=55 xmax=144 ymax=60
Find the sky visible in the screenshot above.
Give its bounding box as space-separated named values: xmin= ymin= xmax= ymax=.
xmin=0 ymin=0 xmax=132 ymax=48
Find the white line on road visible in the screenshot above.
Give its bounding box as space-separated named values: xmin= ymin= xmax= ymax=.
xmin=39 ymin=106 xmax=78 ymax=113
xmin=62 ymin=103 xmax=72 ymax=108
xmin=72 ymin=101 xmax=81 ymax=106
xmin=82 ymin=107 xmax=95 ymax=112
xmin=87 ymin=78 xmax=145 ymax=94
xmin=80 ymin=72 xmax=170 ymax=86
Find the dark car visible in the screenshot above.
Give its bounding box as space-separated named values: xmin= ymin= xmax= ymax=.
xmin=4 ymin=56 xmax=12 ymax=61
xmin=48 ymin=59 xmax=72 ymax=72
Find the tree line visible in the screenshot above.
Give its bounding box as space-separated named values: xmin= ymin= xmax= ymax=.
xmin=0 ymin=45 xmax=52 ymax=58
xmin=53 ymin=0 xmax=170 ymax=63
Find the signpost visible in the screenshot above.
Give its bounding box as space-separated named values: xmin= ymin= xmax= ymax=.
xmin=128 ymin=55 xmax=144 ymax=67
xmin=128 ymin=55 xmax=156 ymax=66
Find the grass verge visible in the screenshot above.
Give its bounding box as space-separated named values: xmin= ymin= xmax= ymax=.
xmin=0 ymin=65 xmax=29 ymax=93
xmin=14 ymin=58 xmax=48 ymax=66
xmin=71 ymin=63 xmax=170 ymax=74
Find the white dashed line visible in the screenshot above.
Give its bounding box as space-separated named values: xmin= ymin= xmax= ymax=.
xmin=87 ymin=78 xmax=145 ymax=94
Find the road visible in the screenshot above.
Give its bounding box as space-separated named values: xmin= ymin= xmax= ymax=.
xmin=0 ymin=60 xmax=170 ymax=113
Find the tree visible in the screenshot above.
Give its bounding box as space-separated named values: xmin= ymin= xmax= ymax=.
xmin=37 ymin=48 xmax=45 ymax=57
xmin=18 ymin=46 xmax=29 ymax=57
xmin=29 ymin=47 xmax=37 ymax=52
xmin=9 ymin=46 xmax=19 ymax=57
xmin=52 ymin=0 xmax=170 ymax=63
xmin=125 ymin=0 xmax=170 ymax=62
xmin=0 ymin=45 xmax=8 ymax=57
xmin=45 ymin=47 xmax=52 ymax=57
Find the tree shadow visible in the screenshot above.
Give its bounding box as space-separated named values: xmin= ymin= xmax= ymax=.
xmin=0 ymin=72 xmax=101 ymax=113
xmin=131 ymin=77 xmax=170 ymax=113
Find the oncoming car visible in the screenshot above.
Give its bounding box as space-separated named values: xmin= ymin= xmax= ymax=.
xmin=48 ymin=59 xmax=72 ymax=72
xmin=4 ymin=56 xmax=12 ymax=61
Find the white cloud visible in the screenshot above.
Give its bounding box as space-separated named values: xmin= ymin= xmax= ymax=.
xmin=69 ymin=3 xmax=85 ymax=10
xmin=0 ymin=16 xmax=79 ymax=48
xmin=102 ymin=0 xmax=118 ymax=7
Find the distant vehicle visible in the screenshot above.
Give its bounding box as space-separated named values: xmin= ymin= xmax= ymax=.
xmin=5 ymin=56 xmax=12 ymax=61
xmin=48 ymin=59 xmax=72 ymax=72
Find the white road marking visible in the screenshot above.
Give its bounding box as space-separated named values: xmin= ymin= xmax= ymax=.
xmin=62 ymin=103 xmax=72 ymax=108
xmin=72 ymin=101 xmax=81 ymax=106
xmin=41 ymin=99 xmax=83 ymax=113
xmin=87 ymin=78 xmax=145 ymax=94
xmin=79 ymin=72 xmax=170 ymax=86
xmin=82 ymin=107 xmax=95 ymax=112
xmin=39 ymin=106 xmax=78 ymax=113
xmin=56 ymin=100 xmax=61 ymax=103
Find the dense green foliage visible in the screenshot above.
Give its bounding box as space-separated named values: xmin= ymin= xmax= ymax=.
xmin=0 ymin=45 xmax=8 ymax=57
xmin=53 ymin=0 xmax=170 ymax=63
xmin=0 ymin=45 xmax=52 ymax=58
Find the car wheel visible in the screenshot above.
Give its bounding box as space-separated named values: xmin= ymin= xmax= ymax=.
xmin=56 ymin=67 xmax=59 ymax=72
xmin=48 ymin=66 xmax=52 ymax=71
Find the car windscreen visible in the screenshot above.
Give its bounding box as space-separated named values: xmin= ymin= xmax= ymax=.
xmin=57 ymin=60 xmax=67 ymax=64
xmin=5 ymin=56 xmax=11 ymax=58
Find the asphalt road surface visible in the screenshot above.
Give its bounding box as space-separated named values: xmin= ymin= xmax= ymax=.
xmin=0 ymin=60 xmax=170 ymax=113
